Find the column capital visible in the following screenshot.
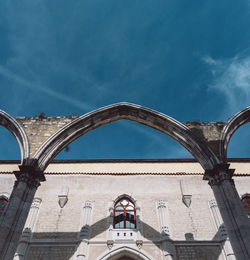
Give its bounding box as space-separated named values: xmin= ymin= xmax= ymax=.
xmin=158 ymin=200 xmax=167 ymax=209
xmin=13 ymin=169 xmax=44 ymax=189
xmin=203 ymin=164 xmax=235 ymax=186
xmin=83 ymin=200 xmax=92 ymax=209
xmin=31 ymin=197 xmax=42 ymax=208
xmin=19 ymin=164 xmax=45 ymax=181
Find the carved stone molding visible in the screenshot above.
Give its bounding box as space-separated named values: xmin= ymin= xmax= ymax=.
xmin=76 ymin=200 xmax=93 ymax=259
xmin=157 ymin=200 xmax=170 ymax=237
xmin=136 ymin=240 xmax=143 ymax=249
xmin=208 ymin=171 xmax=235 ymax=187
xmin=58 ymin=186 xmax=69 ymax=208
xmin=182 ymin=195 xmax=192 ymax=208
xmin=14 ymin=197 xmax=42 ymax=260
xmin=158 ymin=200 xmax=167 ymax=209
xmin=180 ymin=179 xmax=192 ymax=208
xmin=204 ymin=164 xmax=235 ymax=186
xmin=107 ymin=240 xmax=114 ymax=250
xmin=209 ymin=200 xmax=228 ymax=239
xmin=209 ymin=200 xmax=235 ymax=259
xmin=84 ymin=200 xmax=92 ymax=209
xmin=13 ymin=163 xmax=45 ymax=190
xmin=13 ymin=171 xmax=41 ymax=189
xmin=31 ymin=197 xmax=42 ymax=209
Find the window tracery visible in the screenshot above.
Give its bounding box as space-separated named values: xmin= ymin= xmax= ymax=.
xmin=241 ymin=194 xmax=250 ymax=218
xmin=0 ymin=197 xmax=8 ymax=216
xmin=114 ymin=198 xmax=136 ymax=229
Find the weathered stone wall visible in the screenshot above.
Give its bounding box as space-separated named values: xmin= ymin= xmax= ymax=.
xmin=184 ymin=121 xmax=225 ymax=141
xmin=185 ymin=121 xmax=225 ymax=156
xmin=16 ymin=116 xmax=78 ymax=157
xmin=1 ymin=161 xmax=249 ymax=259
xmin=26 ymin=246 xmax=76 ymax=260
xmin=175 ymin=245 xmax=222 ymax=260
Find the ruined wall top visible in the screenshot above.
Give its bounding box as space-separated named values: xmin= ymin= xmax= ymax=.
xmin=16 ymin=115 xmax=78 ymax=157
xmin=15 ymin=115 xmax=226 ymax=157
xmin=1 ymin=102 xmax=249 ymax=171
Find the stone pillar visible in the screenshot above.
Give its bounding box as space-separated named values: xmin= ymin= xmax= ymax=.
xmin=0 ymin=166 xmax=44 ymax=260
xmin=76 ymin=200 xmax=92 ymax=260
xmin=157 ymin=200 xmax=176 ymax=260
xmin=14 ymin=197 xmax=42 ymax=260
xmin=209 ymin=200 xmax=235 ymax=260
xmin=205 ymin=165 xmax=250 ymax=260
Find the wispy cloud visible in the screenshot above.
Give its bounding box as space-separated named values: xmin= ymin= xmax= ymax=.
xmin=203 ymin=54 xmax=250 ymax=115
xmin=0 ymin=65 xmax=94 ymax=112
xmin=203 ymin=54 xmax=250 ymax=158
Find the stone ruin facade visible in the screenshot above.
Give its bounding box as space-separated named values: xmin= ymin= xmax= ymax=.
xmin=0 ymin=102 xmax=249 ymax=259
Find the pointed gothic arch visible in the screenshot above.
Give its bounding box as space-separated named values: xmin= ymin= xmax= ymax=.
xmin=98 ymin=246 xmax=152 ymax=260
xmin=113 ymin=195 xmax=137 ymax=229
xmin=114 ymin=194 xmax=137 ymax=205
xmin=34 ymin=102 xmax=219 ymax=171
xmin=220 ymin=106 xmax=250 ymax=162
xmin=0 ymin=192 xmax=9 ymax=217
xmin=0 ymin=109 xmax=29 ymax=164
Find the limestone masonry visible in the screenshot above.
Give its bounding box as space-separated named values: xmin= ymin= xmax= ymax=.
xmin=0 ymin=103 xmax=249 ymax=260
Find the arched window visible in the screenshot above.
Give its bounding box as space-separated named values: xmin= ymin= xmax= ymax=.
xmin=114 ymin=197 xmax=136 ymax=229
xmin=241 ymin=194 xmax=250 ymax=218
xmin=0 ymin=197 xmax=8 ymax=217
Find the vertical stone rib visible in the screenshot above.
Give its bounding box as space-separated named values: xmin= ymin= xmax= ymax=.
xmin=157 ymin=200 xmax=175 ymax=260
xmin=14 ymin=197 xmax=42 ymax=260
xmin=158 ymin=200 xmax=170 ymax=237
xmin=76 ymin=200 xmax=92 ymax=260
xmin=209 ymin=200 xmax=235 ymax=260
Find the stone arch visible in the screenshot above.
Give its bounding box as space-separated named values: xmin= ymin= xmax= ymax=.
xmin=34 ymin=102 xmax=219 ymax=171
xmin=0 ymin=192 xmax=10 ymax=200
xmin=219 ymin=106 xmax=250 ymax=162
xmin=0 ymin=192 xmax=10 ymax=217
xmin=98 ymin=246 xmax=152 ymax=260
xmin=113 ymin=194 xmax=136 ymax=205
xmin=0 ymin=109 xmax=29 ymax=164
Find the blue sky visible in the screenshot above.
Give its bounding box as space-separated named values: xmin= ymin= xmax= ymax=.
xmin=0 ymin=0 xmax=250 ymax=160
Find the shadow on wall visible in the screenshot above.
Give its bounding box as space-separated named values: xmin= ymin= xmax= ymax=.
xmin=23 ymin=216 xmax=225 ymax=260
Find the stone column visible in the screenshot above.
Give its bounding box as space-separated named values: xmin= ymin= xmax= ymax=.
xmin=205 ymin=164 xmax=250 ymax=260
xmin=14 ymin=197 xmax=42 ymax=260
xmin=76 ymin=200 xmax=92 ymax=260
xmin=157 ymin=200 xmax=176 ymax=260
xmin=0 ymin=166 xmax=44 ymax=260
xmin=209 ymin=200 xmax=235 ymax=260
